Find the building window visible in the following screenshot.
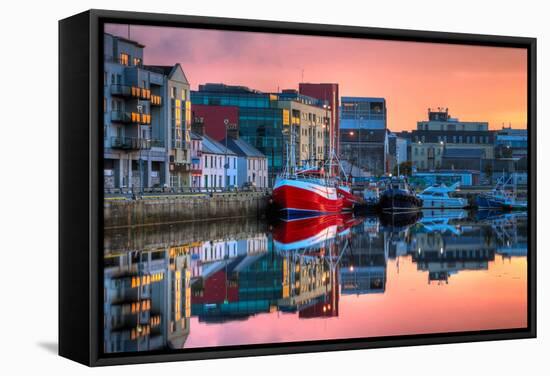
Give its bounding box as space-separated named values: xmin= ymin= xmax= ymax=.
xmin=116 ymin=74 xmax=121 ymax=84
xmin=119 ymin=53 xmax=129 ymax=66
xmin=133 ymin=57 xmax=142 ymax=66
xmin=111 ymin=74 xmax=115 ymax=85
xmin=171 ymin=87 xmax=177 ymax=99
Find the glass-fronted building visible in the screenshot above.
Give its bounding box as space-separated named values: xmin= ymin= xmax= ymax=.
xmin=191 ymin=84 xmax=329 ymax=185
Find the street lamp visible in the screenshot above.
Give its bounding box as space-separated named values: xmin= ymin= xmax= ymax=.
xmin=223 ymin=119 xmax=229 ymax=191
xmin=137 ymin=104 xmax=144 ymax=196
xmin=223 ymin=119 xmax=237 ymax=190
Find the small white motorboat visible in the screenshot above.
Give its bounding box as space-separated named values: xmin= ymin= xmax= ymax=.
xmin=418 ymin=182 xmax=468 ymax=209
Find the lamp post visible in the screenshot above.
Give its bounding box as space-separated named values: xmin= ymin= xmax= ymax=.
xmin=439 ymin=140 xmax=445 ymax=171
xmin=397 ymin=149 xmax=400 ymax=177
xmin=223 ymin=118 xmax=238 ymax=190
xmin=137 ymin=104 xmax=144 ymax=196
xmin=224 ymin=119 xmax=229 ymax=191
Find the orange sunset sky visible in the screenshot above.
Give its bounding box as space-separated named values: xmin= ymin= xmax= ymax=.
xmin=106 ymin=24 xmax=528 ymax=132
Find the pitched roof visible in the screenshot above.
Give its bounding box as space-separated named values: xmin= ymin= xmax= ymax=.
xmin=221 ymin=138 xmax=266 ymax=158
xmin=190 ymin=131 xmax=202 ymax=141
xmin=201 ymin=134 xmax=237 ymax=156
xmin=144 ymin=63 xmax=189 ymax=84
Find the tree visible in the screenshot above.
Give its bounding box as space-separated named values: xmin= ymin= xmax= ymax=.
xmin=393 ymin=161 xmax=413 ymax=176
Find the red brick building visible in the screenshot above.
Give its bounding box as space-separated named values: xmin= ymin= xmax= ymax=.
xmin=191 ymin=104 xmax=239 ymax=141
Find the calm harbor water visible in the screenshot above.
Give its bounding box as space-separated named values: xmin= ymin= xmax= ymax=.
xmin=103 ymin=210 xmax=528 ymax=353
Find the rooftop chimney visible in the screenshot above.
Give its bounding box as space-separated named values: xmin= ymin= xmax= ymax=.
xmin=191 ymin=115 xmax=204 ymax=135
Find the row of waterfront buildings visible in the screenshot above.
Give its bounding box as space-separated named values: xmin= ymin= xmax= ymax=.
xmin=103 ymin=32 xmax=528 ymax=191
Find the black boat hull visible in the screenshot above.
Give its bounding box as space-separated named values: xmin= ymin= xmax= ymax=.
xmin=379 ymin=190 xmax=423 ymax=212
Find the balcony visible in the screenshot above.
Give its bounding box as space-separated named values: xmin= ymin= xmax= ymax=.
xmin=111 ymin=111 xmax=132 ymax=123
xmin=151 ymin=95 xmax=162 ymax=106
xmin=110 ymin=85 xmax=132 ymax=97
xmin=111 ymin=111 xmax=151 ymax=125
xmin=130 ymin=112 xmax=151 ymax=125
xmin=172 ymin=140 xmax=191 ymax=150
xmin=131 ymin=86 xmax=151 ymax=100
xmin=150 ymin=139 xmax=165 ymax=148
xmin=110 ymin=85 xmax=151 ymax=100
xmin=110 ymin=137 xmax=152 ymax=150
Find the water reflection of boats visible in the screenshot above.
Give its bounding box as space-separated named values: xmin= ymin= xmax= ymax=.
xmin=490 ymin=211 xmax=528 ymax=258
xmin=102 ymin=210 xmax=528 ymax=352
xmin=272 ymin=213 xmax=359 ymax=252
xmin=379 ymin=210 xmax=423 ymax=229
xmin=417 ymin=210 xmax=467 ymax=235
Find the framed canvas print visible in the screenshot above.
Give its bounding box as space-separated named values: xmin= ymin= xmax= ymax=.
xmin=59 ymin=9 xmax=536 ymax=366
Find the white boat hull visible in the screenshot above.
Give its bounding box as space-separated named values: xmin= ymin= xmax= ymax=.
xmin=420 ymin=197 xmax=468 ymax=209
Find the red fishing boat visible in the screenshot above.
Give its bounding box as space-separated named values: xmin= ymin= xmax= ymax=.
xmin=337 ymin=183 xmax=364 ymax=211
xmin=273 ymin=168 xmax=343 ymax=218
xmin=272 ymin=124 xmax=360 ymax=217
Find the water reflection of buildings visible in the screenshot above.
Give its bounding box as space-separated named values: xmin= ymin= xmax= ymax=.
xmin=103 ymin=246 xmax=192 ymax=353
xmin=191 ymin=244 xmax=340 ymax=322
xmin=103 ymin=211 xmax=528 ymax=353
xmin=340 ymin=219 xmax=387 ymax=295
xmin=408 ymin=226 xmax=496 ymax=284
xmin=390 ymin=210 xmax=528 ymax=284
xmin=104 ymin=229 xmax=269 ymax=352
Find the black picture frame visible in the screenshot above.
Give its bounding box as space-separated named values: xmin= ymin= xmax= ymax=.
xmin=59 ymin=9 xmax=537 ymax=367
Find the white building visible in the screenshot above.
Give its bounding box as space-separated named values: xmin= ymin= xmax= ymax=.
xmin=200 ymin=134 xmax=237 ymax=190
xmin=222 ymin=137 xmax=269 ymax=188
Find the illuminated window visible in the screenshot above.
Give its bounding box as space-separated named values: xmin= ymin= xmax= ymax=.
xmin=133 ymin=57 xmax=142 ymax=66
xmin=119 ymin=53 xmax=129 ymax=66
xmin=175 ymin=99 xmax=182 ymax=127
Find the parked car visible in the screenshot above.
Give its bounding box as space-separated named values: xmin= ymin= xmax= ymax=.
xmin=242 ymin=181 xmax=256 ymax=191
